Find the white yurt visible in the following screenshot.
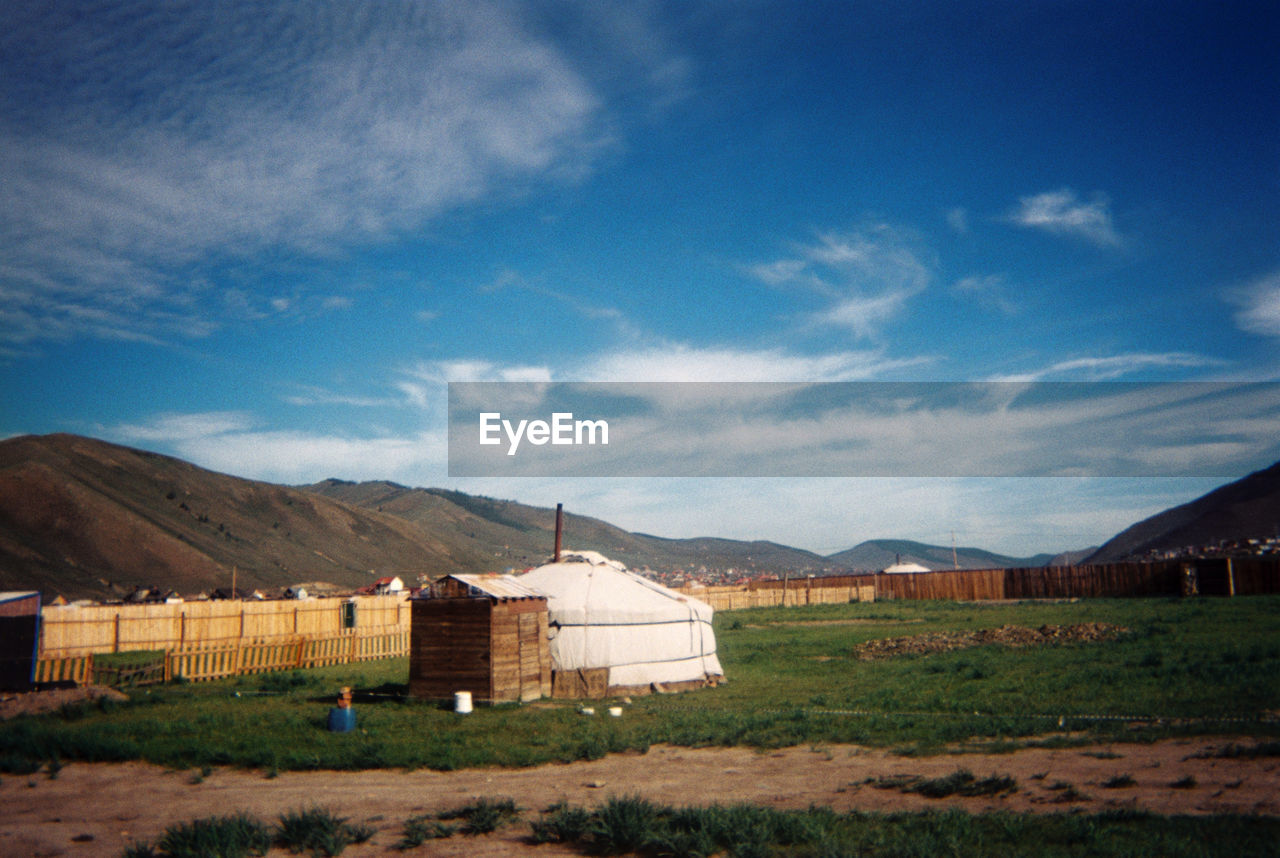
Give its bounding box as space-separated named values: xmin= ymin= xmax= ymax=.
xmin=882 ymin=560 xmax=931 ymax=574
xmin=518 ymin=551 xmax=724 ymax=697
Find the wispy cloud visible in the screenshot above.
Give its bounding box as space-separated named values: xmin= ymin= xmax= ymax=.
xmin=952 ymin=275 xmax=1017 ymax=315
xmin=1009 ymin=189 xmax=1123 ymax=247
xmin=989 ymin=352 xmax=1226 ymax=382
xmin=114 ymin=411 xmax=256 ymax=442
xmin=0 ymin=2 xmax=618 ymax=350
xmin=449 ymin=381 xmax=1280 ymax=480
xmin=111 ymin=410 xmax=444 ymax=484
xmin=747 ymin=224 xmax=934 ymax=339
xmin=1229 ymin=269 xmax=1280 ymax=337
xmin=578 ymin=344 xmax=931 ymax=382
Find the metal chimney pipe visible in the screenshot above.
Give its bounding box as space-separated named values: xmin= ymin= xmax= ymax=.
xmin=554 ymin=503 xmax=563 ymax=562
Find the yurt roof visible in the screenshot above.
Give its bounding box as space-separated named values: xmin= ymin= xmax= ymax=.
xmin=518 ymin=550 xmax=713 ymax=625
xmin=883 ymin=561 xmax=931 ymax=574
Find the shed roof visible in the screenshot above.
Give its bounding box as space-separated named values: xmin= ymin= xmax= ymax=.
xmin=433 ymin=573 xmax=545 ymax=600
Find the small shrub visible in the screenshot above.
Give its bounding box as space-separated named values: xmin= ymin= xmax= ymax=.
xmin=157 ymin=813 xmax=271 ymax=858
xmin=589 ymin=795 xmax=663 ymax=855
xmin=906 ymin=769 xmax=1017 ymax=798
xmin=1170 ymin=775 xmax=1197 ymax=789
xmin=438 ymin=797 xmax=519 ymax=835
xmin=531 ymin=802 xmax=594 ymax=844
xmin=121 ymin=843 xmax=158 ymax=858
xmin=275 ymin=806 xmax=368 ymax=856
xmin=1047 ymin=781 xmax=1089 ymax=802
xmin=1102 ymin=774 xmax=1135 ymax=789
xmin=397 ymin=816 xmax=455 ymax=849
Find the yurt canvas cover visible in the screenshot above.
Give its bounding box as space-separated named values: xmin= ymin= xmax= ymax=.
xmin=518 ymin=551 xmax=723 ymax=695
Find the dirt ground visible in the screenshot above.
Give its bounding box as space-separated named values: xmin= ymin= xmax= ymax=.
xmin=3 ymin=737 xmax=1277 ymax=857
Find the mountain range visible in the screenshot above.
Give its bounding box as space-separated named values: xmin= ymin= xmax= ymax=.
xmin=1 ymin=433 xmax=1275 ymax=601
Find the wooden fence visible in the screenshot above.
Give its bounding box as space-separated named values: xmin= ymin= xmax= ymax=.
xmin=33 ymin=654 xmax=94 ymax=685
xmin=166 ymin=628 xmax=410 ymax=683
xmin=38 ymin=595 xmax=409 ymax=658
xmin=679 ymin=558 xmax=1280 ymax=608
xmin=35 ymin=628 xmax=411 ymax=686
xmin=682 ymin=579 xmax=875 ymax=611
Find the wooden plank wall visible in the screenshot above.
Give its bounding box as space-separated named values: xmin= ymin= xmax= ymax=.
xmin=491 ymin=600 xmax=552 ymax=703
xmin=408 ymin=597 xmax=552 ymax=704
xmin=680 ymin=559 xmax=1278 ymax=608
xmin=39 ymin=595 xmax=409 ymax=657
xmin=874 ymin=569 xmax=1006 ymax=601
xmin=408 ymin=597 xmax=494 ymax=702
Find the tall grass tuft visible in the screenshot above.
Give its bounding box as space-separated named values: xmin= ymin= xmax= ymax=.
xmin=437 ymin=797 xmax=520 ymax=835
xmin=274 ymin=806 xmax=371 ymax=856
xmin=156 ymin=812 xmax=271 ymax=858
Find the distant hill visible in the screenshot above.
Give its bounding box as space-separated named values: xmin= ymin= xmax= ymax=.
xmin=1086 ymin=460 xmax=1280 ymax=563
xmin=0 ymin=434 xmax=494 ymax=600
xmin=825 ymin=539 xmax=1053 ymax=572
xmin=306 ymin=480 xmax=825 ymax=576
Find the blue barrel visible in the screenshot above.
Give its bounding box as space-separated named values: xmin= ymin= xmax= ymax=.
xmin=327 ymin=706 xmax=356 ymax=733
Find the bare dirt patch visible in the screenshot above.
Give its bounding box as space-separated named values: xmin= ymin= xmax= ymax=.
xmin=853 ymin=623 xmax=1127 ymax=659
xmin=0 ymin=685 xmax=127 ymax=721
xmin=3 ymin=738 xmax=1275 ymax=857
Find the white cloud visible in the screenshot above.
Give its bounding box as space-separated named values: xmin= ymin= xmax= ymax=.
xmin=110 ymin=410 xmax=444 ymax=485
xmin=1009 ymin=188 xmax=1123 ymax=247
xmin=408 ymin=359 xmax=555 ymax=385
xmin=114 ymin=411 xmax=256 ymax=442
xmin=455 ymin=475 xmax=1222 ymax=557
xmin=747 ymin=224 xmax=934 ymax=339
xmin=1229 ymin=269 xmax=1280 ymax=337
xmin=178 ymin=430 xmax=447 ymax=485
xmin=0 ymin=2 xmax=619 ymax=349
xmin=577 ymin=344 xmax=930 ymax=382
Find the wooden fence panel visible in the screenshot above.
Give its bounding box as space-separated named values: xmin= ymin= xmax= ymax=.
xmin=34 ymin=654 xmax=93 ymax=685
xmin=39 ymin=595 xmax=410 ymax=658
xmin=168 ymin=644 xmax=240 ymax=683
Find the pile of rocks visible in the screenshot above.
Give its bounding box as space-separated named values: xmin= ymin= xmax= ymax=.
xmin=854 ymin=622 xmax=1127 ymax=660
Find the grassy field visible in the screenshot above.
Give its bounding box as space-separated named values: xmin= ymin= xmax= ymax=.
xmin=3 ymin=595 xmax=1279 ymax=773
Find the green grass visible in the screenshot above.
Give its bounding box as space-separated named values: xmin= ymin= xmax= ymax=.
xmin=530 ymin=799 xmax=1280 ymax=857
xmin=4 ymin=595 xmax=1279 ymax=773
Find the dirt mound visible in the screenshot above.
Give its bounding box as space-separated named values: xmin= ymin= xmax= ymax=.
xmin=854 ymin=623 xmax=1127 ymax=659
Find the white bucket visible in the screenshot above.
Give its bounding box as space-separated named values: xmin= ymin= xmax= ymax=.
xmin=608 ymin=706 xmax=623 ymax=717
xmin=454 ymin=691 xmax=473 ymax=714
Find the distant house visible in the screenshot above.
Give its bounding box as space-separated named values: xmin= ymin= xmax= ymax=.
xmin=374 ymin=576 xmax=404 ymax=595
xmin=209 ymin=587 xmax=263 ymax=600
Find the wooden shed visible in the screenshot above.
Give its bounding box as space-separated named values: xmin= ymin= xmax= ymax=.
xmin=0 ymin=591 xmax=41 ymax=690
xmin=409 ymin=574 xmax=551 ymax=705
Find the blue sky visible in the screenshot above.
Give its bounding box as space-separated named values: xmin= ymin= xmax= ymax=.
xmin=2 ymin=1 xmax=1278 ymax=557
